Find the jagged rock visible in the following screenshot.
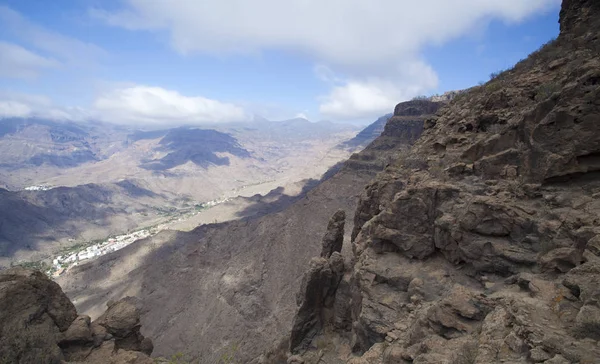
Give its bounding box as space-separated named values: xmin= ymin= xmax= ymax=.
xmin=321 ymin=209 xmax=346 ymax=258
xmin=0 ymin=268 xmax=153 ymax=363
xmin=289 ymin=253 xmax=345 ymax=353
xmin=539 ymin=247 xmax=582 ymax=272
xmin=544 ymin=354 xmax=570 ymax=364
xmin=95 ymin=297 xmax=153 ymax=354
xmin=563 ymin=262 xmax=600 ymax=302
xmin=530 ymin=346 xmax=553 ymax=362
xmin=427 ymin=285 xmax=490 ymax=338
xmin=286 ymin=1 xmax=600 ymax=363
xmin=61 ymin=315 xmax=93 ymax=344
xmin=586 ymin=235 xmax=600 ymax=256
xmin=575 ymin=303 xmax=600 ymax=340
xmin=0 ymin=267 xmax=77 ymax=363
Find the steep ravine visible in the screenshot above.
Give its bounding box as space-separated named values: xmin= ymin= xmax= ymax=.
xmin=55 ymin=100 xmax=442 ymax=363
xmin=286 ymin=1 xmax=600 ymax=363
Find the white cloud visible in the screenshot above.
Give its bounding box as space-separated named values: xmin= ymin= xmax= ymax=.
xmin=92 ymin=0 xmax=558 ymax=66
xmin=0 ymin=41 xmax=60 ymax=79
xmin=0 ymin=87 xmax=248 ymax=125
xmin=92 ymin=0 xmax=559 ymax=120
xmin=294 ymin=112 xmax=309 ymax=120
xmin=92 ymin=86 xmax=247 ymax=125
xmin=0 ymin=101 xmax=32 ymax=118
xmin=0 ymin=6 xmax=106 ymax=69
xmin=0 ymin=91 xmax=89 ymax=120
xmin=319 ymin=59 xmax=438 ymax=120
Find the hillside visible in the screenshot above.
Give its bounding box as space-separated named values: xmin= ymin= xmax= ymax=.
xmin=0 ymin=118 xmax=362 ymax=267
xmin=0 ymin=181 xmax=191 ymax=267
xmin=55 ymin=100 xmax=440 ymax=363
xmin=287 ymin=0 xmax=600 ymax=363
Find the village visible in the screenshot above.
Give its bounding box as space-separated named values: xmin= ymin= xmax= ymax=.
xmin=50 ymin=229 xmax=152 ymax=276
xmin=48 ymin=196 xmax=232 ymax=277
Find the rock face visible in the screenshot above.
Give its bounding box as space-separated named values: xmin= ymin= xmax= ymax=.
xmin=0 ymin=267 xmax=152 ymax=364
xmin=287 ymin=1 xmax=600 ymax=363
xmin=290 ymin=210 xmax=347 ymax=353
xmin=344 ymin=100 xmax=442 ymax=173
xmin=289 ymin=253 xmax=345 ymax=353
xmin=321 ymin=210 xmax=346 ymax=258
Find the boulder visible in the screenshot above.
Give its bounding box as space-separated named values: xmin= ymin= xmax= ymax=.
xmin=0 ymin=268 xmax=153 ymax=363
xmin=539 ymin=247 xmax=582 ymax=273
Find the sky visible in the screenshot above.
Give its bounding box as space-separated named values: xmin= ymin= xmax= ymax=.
xmin=0 ymin=0 xmax=561 ymax=127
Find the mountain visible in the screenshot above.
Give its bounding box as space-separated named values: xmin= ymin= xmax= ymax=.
xmin=0 ymin=181 xmax=189 ymax=267
xmin=55 ymin=101 xmax=437 ymax=362
xmin=286 ymin=0 xmax=600 ymax=362
xmin=339 ymin=113 xmax=392 ymax=150
xmin=0 ymin=118 xmax=128 ymax=171
xmin=0 ymin=117 xmax=360 ymax=267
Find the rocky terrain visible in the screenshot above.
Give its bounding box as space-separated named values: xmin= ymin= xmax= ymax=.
xmin=4 ymin=2 xmax=597 ymax=364
xmin=339 ymin=114 xmax=393 ymax=150
xmin=286 ymin=0 xmax=600 ymax=363
xmin=0 ymin=267 xmax=153 ymax=363
xmin=55 ymin=100 xmax=441 ymax=363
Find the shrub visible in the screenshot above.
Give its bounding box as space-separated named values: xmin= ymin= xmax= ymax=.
xmin=535 ymin=82 xmax=561 ymax=101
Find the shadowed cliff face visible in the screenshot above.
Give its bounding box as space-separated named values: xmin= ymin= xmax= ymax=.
xmin=287 ymin=1 xmax=600 ymax=363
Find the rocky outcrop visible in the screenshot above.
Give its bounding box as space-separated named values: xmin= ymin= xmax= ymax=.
xmin=289 ymin=253 xmax=345 ymax=353
xmin=344 ymin=100 xmax=443 ymax=173
xmin=321 ymin=209 xmax=346 ymax=258
xmin=289 ymin=210 xmax=348 ymax=353
xmin=0 ymin=267 xmax=153 ymax=364
xmin=287 ymin=1 xmax=600 ymax=363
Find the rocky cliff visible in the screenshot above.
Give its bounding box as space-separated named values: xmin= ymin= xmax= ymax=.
xmin=0 ymin=267 xmax=153 ymax=363
xmin=288 ymin=1 xmax=600 ymax=363
xmin=344 ymin=100 xmax=443 ymax=173
xmin=55 ymin=99 xmax=436 ymax=362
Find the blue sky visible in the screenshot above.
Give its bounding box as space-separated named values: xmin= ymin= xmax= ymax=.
xmin=0 ymin=0 xmax=561 ymax=126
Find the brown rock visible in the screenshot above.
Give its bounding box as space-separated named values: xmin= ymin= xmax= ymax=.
xmin=0 ymin=268 xmax=154 ymax=364
xmin=289 ymin=253 xmax=344 ymax=352
xmin=540 ymin=248 xmax=583 ymax=273
xmin=530 ymin=346 xmax=552 ymax=362
xmin=61 ymin=315 xmax=93 ymax=344
xmin=0 ymin=267 xmax=77 ymax=364
xmin=320 ymin=209 xmax=346 ymax=258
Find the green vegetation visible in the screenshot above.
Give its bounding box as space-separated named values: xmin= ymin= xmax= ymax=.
xmin=154 ymin=352 xmax=191 ymax=364
xmin=535 ymin=82 xmax=561 ymax=101
xmin=10 ymin=260 xmax=49 ymax=272
xmin=218 ymin=343 xmax=239 ymax=364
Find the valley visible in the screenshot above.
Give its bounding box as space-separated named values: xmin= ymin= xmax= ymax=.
xmin=0 ymin=117 xmax=363 ymax=269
